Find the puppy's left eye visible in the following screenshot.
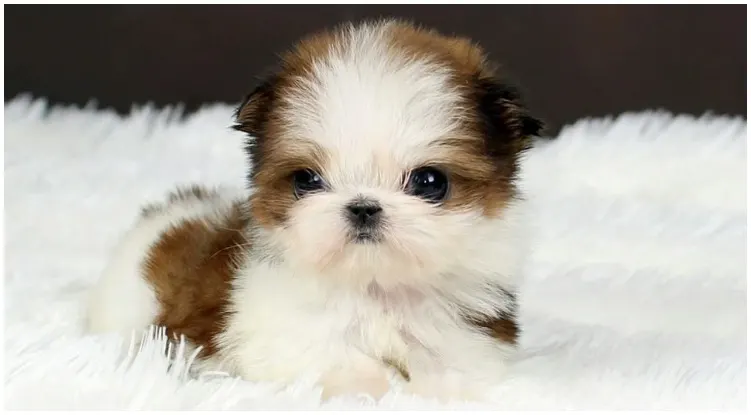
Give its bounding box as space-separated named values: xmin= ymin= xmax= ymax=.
xmin=405 ymin=167 xmax=449 ymax=203
xmin=292 ymin=169 xmax=325 ymax=198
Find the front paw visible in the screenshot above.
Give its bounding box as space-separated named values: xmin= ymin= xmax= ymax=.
xmin=318 ymin=366 xmax=391 ymax=401
xmin=402 ymin=373 xmax=494 ymax=403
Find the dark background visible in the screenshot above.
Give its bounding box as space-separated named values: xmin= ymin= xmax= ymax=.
xmin=5 ymin=4 xmax=746 ymax=134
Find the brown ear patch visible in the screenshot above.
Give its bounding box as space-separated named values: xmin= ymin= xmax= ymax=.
xmin=473 ymin=74 xmax=544 ymax=144
xmin=142 ymin=191 xmax=250 ymax=357
xmin=234 ymin=75 xmax=279 ymax=138
xmin=440 ymin=75 xmax=543 ymax=217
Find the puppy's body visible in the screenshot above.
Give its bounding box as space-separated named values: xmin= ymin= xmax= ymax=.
xmin=87 ymin=19 xmax=542 ymax=402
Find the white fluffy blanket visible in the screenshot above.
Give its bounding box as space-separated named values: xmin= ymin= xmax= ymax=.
xmin=4 ymin=96 xmax=746 ymax=410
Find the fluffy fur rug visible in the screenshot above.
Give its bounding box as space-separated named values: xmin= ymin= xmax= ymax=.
xmin=4 ymin=95 xmax=746 ymax=410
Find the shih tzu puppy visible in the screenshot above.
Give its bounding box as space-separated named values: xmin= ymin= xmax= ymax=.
xmin=86 ymin=19 xmax=543 ymax=402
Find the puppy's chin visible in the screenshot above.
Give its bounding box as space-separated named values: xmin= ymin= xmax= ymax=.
xmin=265 ymin=192 xmax=474 ymax=288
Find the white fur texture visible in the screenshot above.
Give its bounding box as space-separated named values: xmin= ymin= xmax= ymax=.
xmin=4 ymin=96 xmax=746 ymax=410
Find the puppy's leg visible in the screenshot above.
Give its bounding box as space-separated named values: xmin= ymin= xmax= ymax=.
xmin=86 ymin=213 xmax=170 ymax=338
xmin=224 ymin=329 xmax=392 ymax=401
xmin=219 ymin=272 xmax=393 ymax=401
xmin=318 ymin=353 xmax=392 ymax=400
xmin=402 ymin=330 xmax=514 ymax=403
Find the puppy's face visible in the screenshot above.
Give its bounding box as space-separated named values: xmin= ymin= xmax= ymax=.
xmin=235 ymin=20 xmax=542 ymax=287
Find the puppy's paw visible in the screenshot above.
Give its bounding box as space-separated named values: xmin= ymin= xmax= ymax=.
xmin=318 ymin=365 xmax=391 ymax=401
xmin=402 ymin=373 xmax=493 ymax=403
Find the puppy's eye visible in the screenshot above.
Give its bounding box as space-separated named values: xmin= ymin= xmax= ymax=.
xmin=292 ymin=169 xmax=325 ymax=198
xmin=405 ymin=167 xmax=449 ymax=203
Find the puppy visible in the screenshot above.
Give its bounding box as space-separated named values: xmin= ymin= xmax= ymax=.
xmin=86 ymin=19 xmax=543 ymax=402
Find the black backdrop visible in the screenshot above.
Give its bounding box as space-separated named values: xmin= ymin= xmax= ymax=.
xmin=5 ymin=4 xmax=746 ymax=134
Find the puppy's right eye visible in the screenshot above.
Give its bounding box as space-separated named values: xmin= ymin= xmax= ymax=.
xmin=292 ymin=169 xmax=325 ymax=198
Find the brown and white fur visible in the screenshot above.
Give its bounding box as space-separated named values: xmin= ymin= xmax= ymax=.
xmin=86 ymin=19 xmax=543 ymax=402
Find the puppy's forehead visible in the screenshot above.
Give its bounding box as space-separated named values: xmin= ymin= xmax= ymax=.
xmin=274 ymin=21 xmax=484 ymax=170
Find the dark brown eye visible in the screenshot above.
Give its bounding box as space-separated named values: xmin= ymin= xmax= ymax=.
xmin=405 ymin=167 xmax=449 ymax=203
xmin=292 ymin=169 xmax=325 ymax=198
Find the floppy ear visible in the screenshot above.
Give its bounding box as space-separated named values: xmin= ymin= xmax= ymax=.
xmin=474 ymin=74 xmax=544 ymax=144
xmin=232 ymin=75 xmax=279 ymax=137
xmin=232 ymin=75 xmax=280 ymax=183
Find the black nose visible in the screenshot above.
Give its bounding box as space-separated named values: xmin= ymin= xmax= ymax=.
xmin=345 ymin=201 xmax=383 ymax=227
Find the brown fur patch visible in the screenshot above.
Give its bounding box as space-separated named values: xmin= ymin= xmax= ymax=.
xmin=422 ymin=137 xmax=515 ymax=215
xmin=463 ymin=287 xmax=520 ymax=345
xmin=142 ymin=190 xmax=250 ymax=357
xmin=248 ymin=142 xmax=328 ymax=228
xmin=279 ymin=28 xmax=339 ymax=78
xmin=382 ymin=20 xmax=487 ymax=78
xmin=472 ymin=314 xmax=520 ymax=345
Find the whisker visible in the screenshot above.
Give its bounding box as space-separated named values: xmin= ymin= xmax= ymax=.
xmin=209 ymin=241 xmax=253 ymax=259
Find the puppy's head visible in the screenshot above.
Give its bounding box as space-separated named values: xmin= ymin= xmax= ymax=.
xmin=234 ymin=20 xmax=542 ymax=287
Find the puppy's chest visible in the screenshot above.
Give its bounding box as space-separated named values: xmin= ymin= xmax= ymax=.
xmin=342 ymin=283 xmax=450 ymax=360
